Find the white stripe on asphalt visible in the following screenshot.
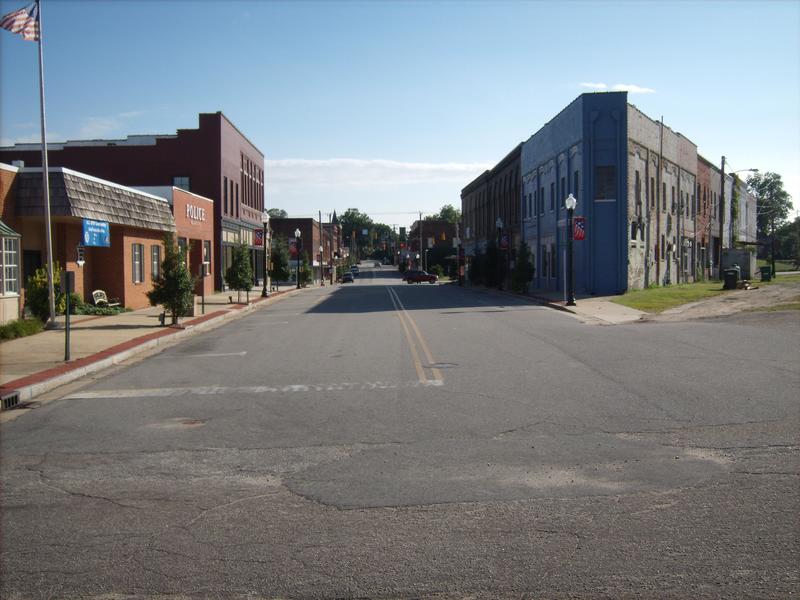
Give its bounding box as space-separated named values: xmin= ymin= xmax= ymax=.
xmin=63 ymin=380 xmax=444 ymax=400
xmin=185 ymin=351 xmax=248 ymax=358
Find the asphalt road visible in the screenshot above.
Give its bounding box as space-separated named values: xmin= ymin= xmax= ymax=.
xmin=2 ymin=264 xmax=799 ymax=599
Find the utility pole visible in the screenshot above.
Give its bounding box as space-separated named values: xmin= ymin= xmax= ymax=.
xmin=719 ymin=156 xmax=726 ymax=279
xmin=419 ymin=211 xmax=423 ymax=268
xmin=656 ymin=117 xmax=663 ymax=285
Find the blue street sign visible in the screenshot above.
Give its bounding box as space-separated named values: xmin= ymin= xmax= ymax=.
xmin=82 ymin=219 xmax=110 ymax=247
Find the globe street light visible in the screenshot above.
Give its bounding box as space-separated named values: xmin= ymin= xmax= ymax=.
xmin=261 ymin=211 xmax=270 ymax=297
xmin=564 ymin=194 xmax=577 ymax=306
xmin=295 ymin=228 xmax=302 ymax=289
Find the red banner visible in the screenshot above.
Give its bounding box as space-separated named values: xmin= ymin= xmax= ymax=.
xmin=573 ymin=217 xmax=586 ymax=241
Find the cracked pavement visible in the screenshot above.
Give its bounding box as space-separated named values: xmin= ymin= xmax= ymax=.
xmin=2 ymin=267 xmax=799 ymax=598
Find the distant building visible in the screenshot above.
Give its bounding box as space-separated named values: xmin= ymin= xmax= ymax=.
xmin=0 ymin=112 xmax=264 ymax=291
xmin=461 ymin=144 xmax=522 ymax=272
xmin=269 ymin=217 xmax=332 ymax=284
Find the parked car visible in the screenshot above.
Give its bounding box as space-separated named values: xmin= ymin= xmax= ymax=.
xmin=403 ymin=270 xmax=438 ymax=284
xmin=341 ymin=272 xmax=354 ymax=283
xmin=350 ymin=266 xmax=360 ymax=277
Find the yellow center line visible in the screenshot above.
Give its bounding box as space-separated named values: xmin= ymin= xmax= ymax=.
xmin=387 ymin=287 xmax=443 ymax=382
xmin=387 ymin=287 xmax=427 ymax=383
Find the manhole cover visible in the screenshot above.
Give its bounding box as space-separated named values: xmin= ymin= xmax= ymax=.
xmin=428 ymin=362 xmax=458 ymax=369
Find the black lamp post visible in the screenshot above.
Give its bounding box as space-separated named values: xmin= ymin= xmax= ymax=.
xmin=564 ymin=193 xmax=577 ymax=306
xmin=261 ymin=211 xmax=270 ymax=297
xmin=496 ymin=217 xmax=503 ymax=290
xmin=319 ymin=245 xmax=325 ymax=286
xmin=295 ymin=228 xmax=302 ymax=289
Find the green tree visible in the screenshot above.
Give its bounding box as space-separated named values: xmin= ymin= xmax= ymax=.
xmin=748 ymin=172 xmax=793 ymax=244
xmin=267 ymin=208 xmax=288 ymax=219
xmin=299 ymin=251 xmax=312 ymax=286
xmin=511 ymin=241 xmax=535 ymax=293
xmin=339 ymin=208 xmax=374 ymax=259
xmin=225 ymin=242 xmax=254 ymax=303
xmin=147 ymin=234 xmax=197 ymax=325
xmin=270 ymin=234 xmax=291 ymax=281
xmin=426 ymin=204 xmax=461 ymax=224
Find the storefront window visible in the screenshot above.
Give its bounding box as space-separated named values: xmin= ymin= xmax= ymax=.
xmin=151 ymin=245 xmax=161 ymax=280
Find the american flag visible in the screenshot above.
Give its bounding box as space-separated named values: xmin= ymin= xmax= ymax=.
xmin=573 ymin=217 xmax=586 ymax=241
xmin=0 ymin=2 xmax=39 ymax=41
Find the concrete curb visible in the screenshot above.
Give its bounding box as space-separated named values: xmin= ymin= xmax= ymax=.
xmin=1 ymin=287 xmax=305 ymax=406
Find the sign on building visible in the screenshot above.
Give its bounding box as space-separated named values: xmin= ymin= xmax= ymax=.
xmin=82 ymin=219 xmax=110 ymax=247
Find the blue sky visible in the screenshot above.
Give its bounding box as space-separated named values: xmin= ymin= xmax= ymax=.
xmin=2 ymin=0 xmax=798 ymax=228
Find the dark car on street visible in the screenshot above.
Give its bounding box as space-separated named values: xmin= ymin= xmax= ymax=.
xmin=341 ymin=272 xmax=354 ymax=283
xmin=403 ymin=270 xmax=437 ymax=284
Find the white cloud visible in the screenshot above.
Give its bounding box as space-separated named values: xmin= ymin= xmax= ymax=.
xmin=78 ymin=110 xmax=146 ymax=138
xmin=611 ymin=83 xmax=655 ymax=94
xmin=265 ymin=158 xmax=492 ymax=191
xmin=579 ymin=82 xmax=655 ymax=94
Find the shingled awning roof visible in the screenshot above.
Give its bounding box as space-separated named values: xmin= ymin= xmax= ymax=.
xmin=14 ymin=168 xmax=176 ymax=232
xmin=0 ymin=219 xmax=20 ymax=237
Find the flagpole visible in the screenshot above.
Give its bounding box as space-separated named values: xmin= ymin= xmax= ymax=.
xmin=36 ymin=0 xmax=56 ymax=327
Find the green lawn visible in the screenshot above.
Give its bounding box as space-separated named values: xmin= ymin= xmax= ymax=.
xmin=757 ymin=259 xmax=797 ymax=273
xmin=612 ymin=282 xmax=729 ymax=313
xmin=613 ymin=274 xmax=800 ymax=314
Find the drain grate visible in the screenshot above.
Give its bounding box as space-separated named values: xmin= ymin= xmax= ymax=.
xmin=1 ymin=391 xmax=21 ymax=411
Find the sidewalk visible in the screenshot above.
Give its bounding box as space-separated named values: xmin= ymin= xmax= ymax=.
xmin=0 ymin=283 xmax=302 ymax=406
xmin=527 ymin=290 xmax=646 ymax=325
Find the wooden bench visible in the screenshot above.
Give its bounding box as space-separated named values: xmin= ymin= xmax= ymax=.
xmin=92 ymin=290 xmax=120 ymax=308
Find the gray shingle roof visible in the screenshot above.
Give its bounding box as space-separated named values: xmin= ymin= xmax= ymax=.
xmin=15 ymin=168 xmax=176 ymax=232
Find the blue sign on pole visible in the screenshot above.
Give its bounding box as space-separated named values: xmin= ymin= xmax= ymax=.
xmin=82 ymin=219 xmax=110 ymax=247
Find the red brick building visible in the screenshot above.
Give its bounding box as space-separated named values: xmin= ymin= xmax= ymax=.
xmin=1 ymin=164 xmax=176 ymax=314
xmin=136 ymin=186 xmax=215 ymax=298
xmin=0 ymin=112 xmax=264 ymax=291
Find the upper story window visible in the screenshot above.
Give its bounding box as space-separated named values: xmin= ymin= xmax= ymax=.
xmin=173 ymin=176 xmax=190 ymax=191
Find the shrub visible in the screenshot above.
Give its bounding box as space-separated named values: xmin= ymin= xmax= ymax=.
xmin=224 ymin=242 xmax=253 ymax=302
xmin=25 ymin=262 xmax=72 ymax=321
xmin=429 ymin=264 xmax=444 ymax=278
xmin=0 ymin=318 xmax=44 ymax=341
xmin=148 ymin=233 xmax=197 ymax=324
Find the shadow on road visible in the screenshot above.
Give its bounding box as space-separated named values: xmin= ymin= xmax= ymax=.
xmin=306 ymin=267 xmax=543 ymax=315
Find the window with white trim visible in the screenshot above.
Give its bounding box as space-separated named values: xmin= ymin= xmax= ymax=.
xmin=2 ymin=237 xmax=20 ymax=294
xmin=132 ymin=243 xmax=144 ymax=283
xmin=151 ymin=245 xmax=161 ymax=281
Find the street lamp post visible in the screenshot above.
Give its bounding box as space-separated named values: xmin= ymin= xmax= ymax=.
xmin=415 ymin=253 xmax=420 ymax=269
xmin=424 ymin=249 xmax=430 ymax=272
xmin=496 ymin=217 xmax=503 ymax=290
xmin=295 ymin=228 xmax=302 ymax=289
xmin=319 ymin=245 xmax=325 ymax=286
xmin=564 ymin=194 xmax=577 ymax=306
xmin=261 ymin=212 xmax=270 ymax=297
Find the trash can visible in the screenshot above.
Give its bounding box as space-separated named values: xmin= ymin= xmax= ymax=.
xmin=723 ymin=268 xmax=739 ymax=290
xmin=760 ymin=265 xmax=772 ymax=282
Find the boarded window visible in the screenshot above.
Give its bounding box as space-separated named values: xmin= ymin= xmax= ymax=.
xmin=594 ymin=166 xmax=616 ymax=200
